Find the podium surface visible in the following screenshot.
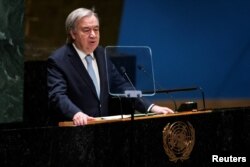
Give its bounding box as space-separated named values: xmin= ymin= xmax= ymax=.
xmin=58 ymin=110 xmax=212 ymax=126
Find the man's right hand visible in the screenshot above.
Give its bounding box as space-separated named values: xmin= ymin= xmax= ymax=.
xmin=73 ymin=111 xmax=96 ymax=126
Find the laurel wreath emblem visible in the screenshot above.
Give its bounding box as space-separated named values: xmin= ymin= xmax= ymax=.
xmin=162 ymin=121 xmax=195 ymax=162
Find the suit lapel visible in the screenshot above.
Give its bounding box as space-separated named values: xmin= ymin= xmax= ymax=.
xmin=67 ymin=44 xmax=99 ymax=99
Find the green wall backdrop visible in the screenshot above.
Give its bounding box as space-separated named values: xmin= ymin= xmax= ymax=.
xmin=0 ymin=0 xmax=24 ymax=123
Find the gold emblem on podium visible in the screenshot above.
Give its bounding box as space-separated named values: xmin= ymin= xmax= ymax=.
xmin=162 ymin=121 xmax=195 ymax=162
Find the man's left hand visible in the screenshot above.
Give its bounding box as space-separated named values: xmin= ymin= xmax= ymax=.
xmin=150 ymin=105 xmax=175 ymax=114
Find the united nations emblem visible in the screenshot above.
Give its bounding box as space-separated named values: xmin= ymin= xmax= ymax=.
xmin=162 ymin=121 xmax=195 ymax=162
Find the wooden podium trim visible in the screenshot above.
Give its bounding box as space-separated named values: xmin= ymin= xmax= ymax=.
xmin=58 ymin=110 xmax=212 ymax=127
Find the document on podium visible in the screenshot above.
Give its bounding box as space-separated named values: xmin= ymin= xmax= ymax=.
xmin=99 ymin=113 xmax=157 ymax=120
xmin=99 ymin=115 xmax=131 ymax=120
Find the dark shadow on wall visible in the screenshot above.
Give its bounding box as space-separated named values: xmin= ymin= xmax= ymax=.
xmin=23 ymin=61 xmax=49 ymax=126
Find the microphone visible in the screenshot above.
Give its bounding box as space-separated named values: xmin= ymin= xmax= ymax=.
xmin=120 ymin=66 xmax=142 ymax=98
xmin=120 ymin=66 xmax=134 ymax=89
xmin=137 ymin=65 xmax=146 ymax=73
xmin=137 ymin=65 xmax=178 ymax=111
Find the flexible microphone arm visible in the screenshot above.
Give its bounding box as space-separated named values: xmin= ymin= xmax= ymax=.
xmin=143 ymin=87 xmax=206 ymax=110
xmin=137 ymin=65 xmax=178 ymax=110
xmin=120 ymin=66 xmax=142 ymax=98
xmin=137 ymin=65 xmax=206 ymax=110
xmin=120 ymin=67 xmax=136 ymax=91
xmin=154 ymin=87 xmax=198 ymax=93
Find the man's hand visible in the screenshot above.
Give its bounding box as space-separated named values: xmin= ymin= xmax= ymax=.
xmin=150 ymin=105 xmax=175 ymax=114
xmin=73 ymin=111 xmax=96 ymax=126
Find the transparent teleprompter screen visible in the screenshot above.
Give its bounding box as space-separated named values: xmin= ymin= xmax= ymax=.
xmin=104 ymin=46 xmax=156 ymax=97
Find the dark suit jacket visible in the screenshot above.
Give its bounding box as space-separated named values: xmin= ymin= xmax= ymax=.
xmin=47 ymin=44 xmax=151 ymax=122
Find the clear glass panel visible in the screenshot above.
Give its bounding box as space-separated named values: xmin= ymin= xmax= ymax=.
xmin=105 ymin=46 xmax=156 ymax=97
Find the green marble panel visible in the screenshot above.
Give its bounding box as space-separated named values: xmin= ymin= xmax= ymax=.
xmin=0 ymin=0 xmax=24 ymax=123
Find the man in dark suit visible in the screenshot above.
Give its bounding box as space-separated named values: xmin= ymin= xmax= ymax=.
xmin=47 ymin=8 xmax=174 ymax=126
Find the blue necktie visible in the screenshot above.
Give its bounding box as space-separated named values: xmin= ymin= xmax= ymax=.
xmin=85 ymin=55 xmax=100 ymax=98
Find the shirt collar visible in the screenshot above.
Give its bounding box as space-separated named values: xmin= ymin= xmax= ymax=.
xmin=72 ymin=43 xmax=94 ymax=60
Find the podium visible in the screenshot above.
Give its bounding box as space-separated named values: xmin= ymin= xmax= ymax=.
xmin=0 ymin=107 xmax=249 ymax=167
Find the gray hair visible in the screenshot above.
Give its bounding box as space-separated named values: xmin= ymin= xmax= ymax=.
xmin=65 ymin=8 xmax=98 ymax=43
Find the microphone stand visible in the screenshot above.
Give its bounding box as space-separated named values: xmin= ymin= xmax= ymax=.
xmin=120 ymin=66 xmax=142 ymax=167
xmin=120 ymin=66 xmax=143 ymax=120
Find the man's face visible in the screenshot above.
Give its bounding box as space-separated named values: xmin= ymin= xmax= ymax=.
xmin=70 ymin=15 xmax=100 ymax=54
